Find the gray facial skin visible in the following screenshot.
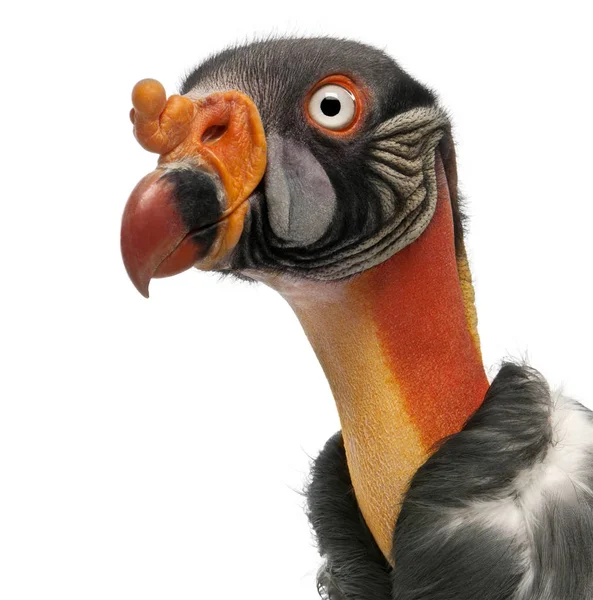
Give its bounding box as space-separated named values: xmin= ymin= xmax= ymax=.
xmin=264 ymin=134 xmax=337 ymax=246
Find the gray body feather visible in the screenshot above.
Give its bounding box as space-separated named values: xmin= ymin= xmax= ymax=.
xmin=309 ymin=364 xmax=593 ymax=600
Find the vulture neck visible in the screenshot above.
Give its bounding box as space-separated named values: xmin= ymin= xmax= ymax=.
xmin=271 ymin=154 xmax=488 ymax=563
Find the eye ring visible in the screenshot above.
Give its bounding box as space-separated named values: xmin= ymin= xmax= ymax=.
xmin=305 ymin=75 xmax=365 ymax=135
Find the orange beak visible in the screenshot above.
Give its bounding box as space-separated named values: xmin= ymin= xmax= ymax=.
xmin=121 ymin=79 xmax=267 ymax=297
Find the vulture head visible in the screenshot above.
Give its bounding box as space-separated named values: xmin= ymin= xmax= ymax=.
xmin=122 ymin=37 xmax=459 ymax=294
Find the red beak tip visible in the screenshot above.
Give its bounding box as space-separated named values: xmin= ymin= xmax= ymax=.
xmin=124 ymin=265 xmax=152 ymax=299
xmin=134 ymin=278 xmax=151 ymax=299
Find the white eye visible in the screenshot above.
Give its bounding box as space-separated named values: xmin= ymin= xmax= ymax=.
xmin=308 ymin=84 xmax=356 ymax=130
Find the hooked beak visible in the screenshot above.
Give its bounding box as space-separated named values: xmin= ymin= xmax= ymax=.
xmin=121 ymin=79 xmax=267 ymax=297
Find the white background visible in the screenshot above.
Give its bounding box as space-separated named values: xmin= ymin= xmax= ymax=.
xmin=1 ymin=1 xmax=592 ymax=598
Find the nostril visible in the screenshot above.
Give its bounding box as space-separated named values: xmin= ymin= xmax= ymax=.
xmin=201 ymin=124 xmax=228 ymax=144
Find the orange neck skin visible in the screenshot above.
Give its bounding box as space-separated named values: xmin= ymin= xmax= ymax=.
xmin=264 ymin=155 xmax=489 ymax=562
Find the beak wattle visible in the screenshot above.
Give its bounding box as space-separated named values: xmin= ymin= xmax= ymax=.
xmin=121 ymin=79 xmax=267 ymax=297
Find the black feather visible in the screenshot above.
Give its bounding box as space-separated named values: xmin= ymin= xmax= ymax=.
xmin=306 ymin=432 xmax=393 ymax=600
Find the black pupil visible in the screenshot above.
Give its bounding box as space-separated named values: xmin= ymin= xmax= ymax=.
xmin=320 ymin=96 xmax=341 ymax=117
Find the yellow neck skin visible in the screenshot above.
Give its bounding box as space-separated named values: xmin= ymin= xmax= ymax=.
xmin=265 ymin=155 xmax=488 ymax=562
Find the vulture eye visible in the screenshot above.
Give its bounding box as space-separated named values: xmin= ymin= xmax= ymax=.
xmin=308 ymin=83 xmax=357 ymax=131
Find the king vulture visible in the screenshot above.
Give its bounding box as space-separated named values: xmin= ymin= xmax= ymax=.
xmin=121 ymin=38 xmax=593 ymax=600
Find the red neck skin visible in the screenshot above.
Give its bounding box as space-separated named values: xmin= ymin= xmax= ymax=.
xmin=264 ymin=153 xmax=489 ymax=562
